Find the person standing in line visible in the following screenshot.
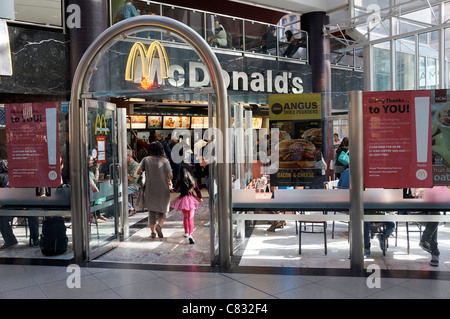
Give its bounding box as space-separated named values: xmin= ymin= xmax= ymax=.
xmin=136 ymin=141 xmax=172 ymax=238
xmin=333 ymin=133 xmax=341 ymax=153
xmin=171 ymin=163 xmax=203 ymax=244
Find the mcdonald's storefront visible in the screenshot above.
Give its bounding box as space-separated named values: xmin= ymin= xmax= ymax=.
xmin=0 ymin=15 xmax=351 ymax=269
xmin=10 ymin=15 xmax=441 ymax=275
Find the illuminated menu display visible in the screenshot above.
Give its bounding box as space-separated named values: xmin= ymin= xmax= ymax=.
xmin=147 ymin=116 xmax=162 ymax=128
xmin=163 ymin=116 xmax=190 ymax=129
xmin=127 ymin=115 xmax=147 ymax=129
xmin=191 ymin=116 xmax=209 ymax=129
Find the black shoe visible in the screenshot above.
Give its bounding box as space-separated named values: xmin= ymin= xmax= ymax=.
xmin=30 ymin=238 xmax=40 ymax=247
xmin=0 ymin=241 xmax=18 ymax=249
xmin=155 ymin=224 xmax=163 ymax=238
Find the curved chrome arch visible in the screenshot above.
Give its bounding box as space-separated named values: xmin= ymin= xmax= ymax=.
xmin=70 ymin=16 xmax=231 ymax=267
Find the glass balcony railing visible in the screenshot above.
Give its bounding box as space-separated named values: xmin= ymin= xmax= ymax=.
xmin=111 ymin=0 xmax=309 ymax=63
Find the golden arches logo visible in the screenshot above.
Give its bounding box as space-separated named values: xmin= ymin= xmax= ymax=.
xmin=125 ymin=41 xmax=170 ymax=89
xmin=95 ymin=114 xmax=109 ymax=135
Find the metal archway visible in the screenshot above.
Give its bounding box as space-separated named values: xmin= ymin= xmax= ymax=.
xmin=69 ymin=16 xmax=231 ymax=268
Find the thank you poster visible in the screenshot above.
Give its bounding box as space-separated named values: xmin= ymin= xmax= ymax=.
xmin=6 ymin=102 xmax=61 ymax=187
xmin=363 ymin=91 xmax=433 ymax=188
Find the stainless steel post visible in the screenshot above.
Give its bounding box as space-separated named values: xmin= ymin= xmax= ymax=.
xmin=349 ymin=90 xmax=364 ymax=272
xmin=118 ymin=108 xmax=128 ymax=239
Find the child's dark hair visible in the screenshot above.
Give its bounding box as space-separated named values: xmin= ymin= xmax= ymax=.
xmin=178 ymin=163 xmax=196 ymax=193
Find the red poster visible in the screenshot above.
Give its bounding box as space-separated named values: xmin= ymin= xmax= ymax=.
xmin=6 ymin=103 xmax=61 ymax=187
xmin=96 ymin=136 xmax=106 ymax=164
xmin=363 ymin=91 xmax=433 ymax=188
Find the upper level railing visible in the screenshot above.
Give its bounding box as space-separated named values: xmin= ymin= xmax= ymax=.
xmin=111 ymin=0 xmax=309 ymax=63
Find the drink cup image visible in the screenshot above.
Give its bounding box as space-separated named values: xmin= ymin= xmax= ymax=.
xmin=435 ymin=103 xmax=450 ymax=149
xmin=432 ymin=103 xmax=450 ymax=166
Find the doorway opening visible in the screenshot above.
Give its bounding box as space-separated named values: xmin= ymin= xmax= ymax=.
xmin=70 ymin=16 xmax=230 ymax=267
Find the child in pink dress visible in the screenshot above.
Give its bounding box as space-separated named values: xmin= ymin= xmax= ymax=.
xmin=171 ymin=163 xmax=202 ymax=244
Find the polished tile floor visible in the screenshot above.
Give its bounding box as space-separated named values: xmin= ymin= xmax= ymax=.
xmin=0 ymin=263 xmax=449 ymax=299
xmin=0 ymin=191 xmax=449 ymax=299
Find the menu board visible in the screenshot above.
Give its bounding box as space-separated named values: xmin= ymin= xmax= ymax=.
xmin=147 ymin=116 xmax=162 ymax=129
xmin=191 ymin=116 xmax=209 ymax=129
xmin=231 ymin=117 xmax=263 ymax=129
xmin=163 ymin=116 xmax=190 ymax=129
xmin=127 ymin=115 xmax=147 ymax=129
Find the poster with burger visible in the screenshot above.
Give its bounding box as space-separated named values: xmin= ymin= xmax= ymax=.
xmin=269 ymin=93 xmax=325 ymax=187
xmin=278 ymin=131 xmax=317 ymax=168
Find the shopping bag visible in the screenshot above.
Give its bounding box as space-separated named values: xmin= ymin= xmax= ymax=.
xmin=338 ymin=150 xmax=349 ymax=166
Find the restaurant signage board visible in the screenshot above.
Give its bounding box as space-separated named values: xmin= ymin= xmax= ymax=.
xmin=5 ymin=102 xmax=61 ymax=187
xmin=269 ymin=93 xmax=324 ymax=188
xmin=363 ymin=90 xmax=433 ymax=188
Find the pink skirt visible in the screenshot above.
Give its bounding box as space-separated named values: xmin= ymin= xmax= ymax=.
xmin=171 ymin=195 xmax=201 ymax=211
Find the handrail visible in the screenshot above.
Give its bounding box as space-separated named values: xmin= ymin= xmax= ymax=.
xmin=120 ymin=0 xmax=309 ymax=64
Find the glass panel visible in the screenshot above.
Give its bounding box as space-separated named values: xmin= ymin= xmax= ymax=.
xmin=244 ymin=21 xmax=276 ymax=54
xmin=278 ymin=27 xmax=307 ymax=59
xmin=445 ymin=28 xmax=450 ymax=89
xmin=418 ymin=31 xmax=439 ymax=89
xmin=162 ymin=5 xmax=204 ymax=39
xmin=86 ymin=101 xmax=120 ymax=254
xmin=0 ymin=0 xmax=62 ymax=26
xmin=372 ymin=41 xmax=391 ymax=91
xmin=206 ymin=14 xmax=242 ymax=50
xmin=0 ymin=102 xmax=71 ymax=258
xmin=395 ymin=36 xmax=415 ymax=90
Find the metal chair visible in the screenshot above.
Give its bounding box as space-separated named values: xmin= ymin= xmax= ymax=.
xmin=297 ymin=212 xmax=327 ymax=255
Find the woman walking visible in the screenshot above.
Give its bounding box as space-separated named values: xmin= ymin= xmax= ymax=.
xmin=136 ymin=141 xmax=173 ymax=238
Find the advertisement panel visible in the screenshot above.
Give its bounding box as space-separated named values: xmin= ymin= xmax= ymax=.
xmin=6 ymin=102 xmax=61 ymax=187
xmin=363 ymin=90 xmax=433 ymax=188
xmin=269 ymin=93 xmax=324 ymax=187
xmin=431 ymin=89 xmax=450 ymax=186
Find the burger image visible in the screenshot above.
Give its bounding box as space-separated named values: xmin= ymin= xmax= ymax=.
xmin=278 ymin=138 xmax=316 ymax=168
xmin=302 ymin=128 xmax=322 ymax=150
xmin=279 ymin=130 xmax=291 ymax=141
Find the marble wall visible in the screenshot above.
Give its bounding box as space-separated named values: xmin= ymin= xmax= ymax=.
xmin=0 ymin=26 xmax=70 ymax=97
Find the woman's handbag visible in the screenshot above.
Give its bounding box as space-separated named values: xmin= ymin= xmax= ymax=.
xmin=338 ymin=150 xmax=349 ymax=166
xmin=136 ymin=173 xmax=145 ymax=188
